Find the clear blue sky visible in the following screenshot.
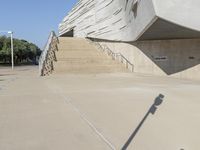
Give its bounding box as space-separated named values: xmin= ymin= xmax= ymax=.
xmin=0 ymin=0 xmax=77 ymax=49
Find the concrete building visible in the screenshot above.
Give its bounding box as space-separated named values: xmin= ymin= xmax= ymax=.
xmin=58 ymin=0 xmax=200 ymax=80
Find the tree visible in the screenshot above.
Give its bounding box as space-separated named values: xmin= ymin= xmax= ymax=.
xmin=0 ymin=36 xmax=41 ymax=65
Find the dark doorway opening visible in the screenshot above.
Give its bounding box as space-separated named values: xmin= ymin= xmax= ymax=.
xmin=60 ymin=29 xmax=74 ymax=37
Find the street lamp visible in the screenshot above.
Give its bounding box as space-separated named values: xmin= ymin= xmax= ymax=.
xmin=0 ymin=31 xmax=14 ymax=70
xmin=8 ymin=31 xmax=14 ymax=70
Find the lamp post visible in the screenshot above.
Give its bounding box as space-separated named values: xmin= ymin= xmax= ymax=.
xmin=0 ymin=31 xmax=14 ymax=70
xmin=8 ymin=31 xmax=14 ymax=70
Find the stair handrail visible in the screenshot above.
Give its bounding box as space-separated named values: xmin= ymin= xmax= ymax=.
xmin=87 ymin=39 xmax=134 ymax=72
xmin=39 ymin=31 xmax=59 ymax=76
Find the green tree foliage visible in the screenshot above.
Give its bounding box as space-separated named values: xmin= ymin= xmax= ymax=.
xmin=0 ymin=36 xmax=41 ymax=64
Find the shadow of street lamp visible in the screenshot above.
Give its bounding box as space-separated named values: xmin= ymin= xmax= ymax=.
xmin=121 ymin=94 xmax=164 ymax=150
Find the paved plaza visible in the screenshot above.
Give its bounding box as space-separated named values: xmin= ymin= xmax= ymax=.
xmin=0 ymin=66 xmax=200 ymax=150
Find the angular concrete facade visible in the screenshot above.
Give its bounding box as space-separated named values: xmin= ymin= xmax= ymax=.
xmin=98 ymin=39 xmax=200 ymax=80
xmin=59 ymin=0 xmax=200 ymax=41
xmin=59 ymin=0 xmax=200 ymax=80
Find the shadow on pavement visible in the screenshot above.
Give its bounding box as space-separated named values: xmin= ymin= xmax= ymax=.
xmin=121 ymin=94 xmax=164 ymax=150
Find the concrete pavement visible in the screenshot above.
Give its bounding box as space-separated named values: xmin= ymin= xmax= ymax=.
xmin=0 ymin=66 xmax=200 ymax=150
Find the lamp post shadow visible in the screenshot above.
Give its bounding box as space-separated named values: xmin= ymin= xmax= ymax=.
xmin=121 ymin=94 xmax=164 ymax=150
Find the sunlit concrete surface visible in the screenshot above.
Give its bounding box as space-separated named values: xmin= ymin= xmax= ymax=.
xmin=0 ymin=66 xmax=200 ymax=150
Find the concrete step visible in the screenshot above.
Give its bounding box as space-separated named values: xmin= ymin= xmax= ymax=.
xmin=56 ymin=50 xmax=103 ymax=54
xmin=55 ymin=64 xmax=125 ymax=69
xmin=54 ymin=62 xmax=126 ymax=67
xmin=58 ymin=44 xmax=95 ymax=48
xmin=56 ymin=58 xmax=117 ymax=63
xmin=54 ymin=69 xmax=128 ymax=74
xmin=53 ymin=37 xmax=128 ymax=74
xmin=58 ymin=47 xmax=96 ymax=51
xmin=54 ymin=65 xmax=129 ymax=74
xmin=56 ymin=53 xmax=108 ymax=59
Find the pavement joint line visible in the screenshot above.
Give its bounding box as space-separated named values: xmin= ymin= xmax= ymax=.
xmin=50 ymin=86 xmax=116 ymax=150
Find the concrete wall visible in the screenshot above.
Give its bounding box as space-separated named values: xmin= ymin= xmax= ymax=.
xmin=59 ymin=0 xmax=157 ymax=41
xmin=98 ymin=39 xmax=200 ymax=80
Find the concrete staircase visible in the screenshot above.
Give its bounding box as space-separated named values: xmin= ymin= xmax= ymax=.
xmin=53 ymin=37 xmax=129 ymax=74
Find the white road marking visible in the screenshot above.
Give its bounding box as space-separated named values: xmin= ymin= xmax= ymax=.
xmin=51 ymin=86 xmax=116 ymax=150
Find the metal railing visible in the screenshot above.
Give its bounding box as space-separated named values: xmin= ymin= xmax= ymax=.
xmin=39 ymin=31 xmax=59 ymax=76
xmin=87 ymin=39 xmax=134 ymax=72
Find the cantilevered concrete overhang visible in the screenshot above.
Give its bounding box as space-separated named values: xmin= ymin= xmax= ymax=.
xmin=137 ymin=0 xmax=200 ymax=40
xmin=138 ymin=18 xmax=200 ymax=41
